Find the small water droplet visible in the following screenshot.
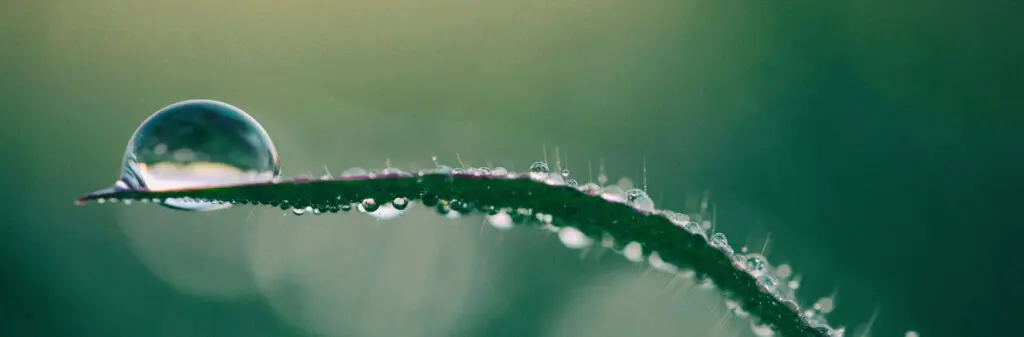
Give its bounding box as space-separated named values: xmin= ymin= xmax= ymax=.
xmin=648 ymin=252 xmax=678 ymax=273
xmin=115 ymin=99 xmax=280 ymax=211
xmin=392 ymin=197 xmax=409 ymax=210
xmin=487 ymin=211 xmax=514 ymax=230
xmin=558 ymin=227 xmax=592 ymax=249
xmin=490 ymin=166 xmax=509 ymax=177
xmin=710 ymin=233 xmax=734 ymax=256
xmin=814 ymin=296 xmax=835 ymax=314
xmin=745 ymin=254 xmax=769 ymax=277
xmin=600 ymin=185 xmax=626 ymax=203
xmin=624 ymin=188 xmax=655 ymax=211
xmin=342 ymin=167 xmax=367 ymax=177
xmin=622 ymin=242 xmax=643 ymax=262
xmin=566 ymin=179 xmax=579 ymax=187
xmin=529 ymin=161 xmax=551 ymax=180
xmin=776 ymin=264 xmax=793 ymax=279
xmin=359 ymin=198 xmax=379 ymax=212
xmin=579 ymin=182 xmax=602 ymax=194
xmin=788 ymin=277 xmax=801 ymax=290
xmin=292 ymin=207 xmax=311 ymax=216
xmin=560 ymin=168 xmax=570 ymax=177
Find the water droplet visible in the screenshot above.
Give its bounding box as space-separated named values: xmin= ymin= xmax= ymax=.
xmin=560 ymin=168 xmax=570 ymax=177
xmin=776 ymin=264 xmax=793 ymax=279
xmin=558 ymin=227 xmax=592 ymax=249
xmin=814 ymin=296 xmax=835 ymax=314
xmin=709 ymin=233 xmax=734 ymax=256
xmin=359 ymin=198 xmax=379 ymax=212
xmin=622 ymin=242 xmax=643 ymax=262
xmin=529 ymin=161 xmax=551 ymax=180
xmin=486 ymin=211 xmax=514 ymax=230
xmin=579 ymin=182 xmax=602 ymax=194
xmin=342 ymin=167 xmax=367 ymax=177
xmin=624 ymin=188 xmax=655 ymax=211
xmin=116 ymin=99 xmax=280 ymax=211
xmin=648 ymin=252 xmax=678 ymax=273
xmin=788 ymin=276 xmax=801 ymax=290
xmin=905 ymin=331 xmax=919 ymax=337
xmin=490 ymin=166 xmax=509 ymax=177
xmin=292 ymin=207 xmax=311 ymax=216
xmin=600 ymin=185 xmax=626 ymax=203
xmin=392 ymin=197 xmax=409 ymax=210
xmin=745 ymin=254 xmax=769 ymax=277
xmin=380 ymin=167 xmax=411 ymax=177
xmin=566 ymin=179 xmax=579 ymax=187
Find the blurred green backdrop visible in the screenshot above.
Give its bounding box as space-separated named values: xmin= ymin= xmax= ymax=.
xmin=1 ymin=1 xmax=1019 ymax=337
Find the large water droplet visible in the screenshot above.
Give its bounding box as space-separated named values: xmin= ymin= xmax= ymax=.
xmin=116 ymin=99 xmax=280 ymax=211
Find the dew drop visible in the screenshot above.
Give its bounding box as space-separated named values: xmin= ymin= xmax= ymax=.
xmin=648 ymin=252 xmax=678 ymax=273
xmin=491 ymin=166 xmax=509 ymax=177
xmin=710 ymin=233 xmax=734 ymax=255
xmin=342 ymin=167 xmax=367 ymax=177
xmin=292 ymin=207 xmax=311 ymax=216
xmin=115 ymin=99 xmax=280 ymax=211
xmin=529 ymin=161 xmax=551 ymax=180
xmin=600 ymin=185 xmax=626 ymax=203
xmin=392 ymin=197 xmax=409 ymax=210
xmin=814 ymin=296 xmax=835 ymax=314
xmin=486 ymin=211 xmax=514 ymax=230
xmin=775 ymin=264 xmax=793 ymax=279
xmin=566 ymin=179 xmax=579 ymax=187
xmin=745 ymin=254 xmax=769 ymax=277
xmin=558 ymin=227 xmax=592 ymax=249
xmin=623 ymin=188 xmax=655 ymax=211
xmin=560 ymin=168 xmax=570 ymax=178
xmin=622 ymin=242 xmax=643 ymax=262
xmin=359 ymin=198 xmax=379 ymax=212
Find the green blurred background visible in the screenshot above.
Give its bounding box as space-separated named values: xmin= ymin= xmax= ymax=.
xmin=1 ymin=1 xmax=1018 ymax=337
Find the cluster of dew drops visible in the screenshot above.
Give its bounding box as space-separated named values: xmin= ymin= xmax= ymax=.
xmin=335 ymin=159 xmax=851 ymax=337
xmin=87 ymin=100 xmax=919 ymax=337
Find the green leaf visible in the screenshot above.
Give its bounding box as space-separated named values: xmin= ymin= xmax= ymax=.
xmin=78 ymin=173 xmax=836 ymax=337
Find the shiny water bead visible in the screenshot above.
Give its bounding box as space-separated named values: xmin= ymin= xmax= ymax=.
xmin=814 ymin=296 xmax=836 ymax=314
xmin=359 ymin=198 xmax=379 ymax=212
xmin=490 ymin=166 xmax=509 ymax=177
xmin=709 ymin=233 xmax=734 ymax=256
xmin=647 ymin=252 xmax=678 ymax=273
xmin=116 ymin=99 xmax=280 ymax=211
xmin=529 ymin=161 xmax=551 ymax=180
xmin=486 ymin=211 xmax=514 ymax=230
xmin=623 ymin=188 xmax=655 ymax=211
xmin=745 ymin=254 xmax=769 ymax=277
xmin=341 ymin=167 xmax=368 ymax=177
xmin=392 ymin=197 xmax=410 ymax=210
xmin=599 ymin=185 xmax=626 ymax=203
xmin=622 ymin=242 xmax=643 ymax=262
xmin=558 ymin=227 xmax=592 ymax=249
